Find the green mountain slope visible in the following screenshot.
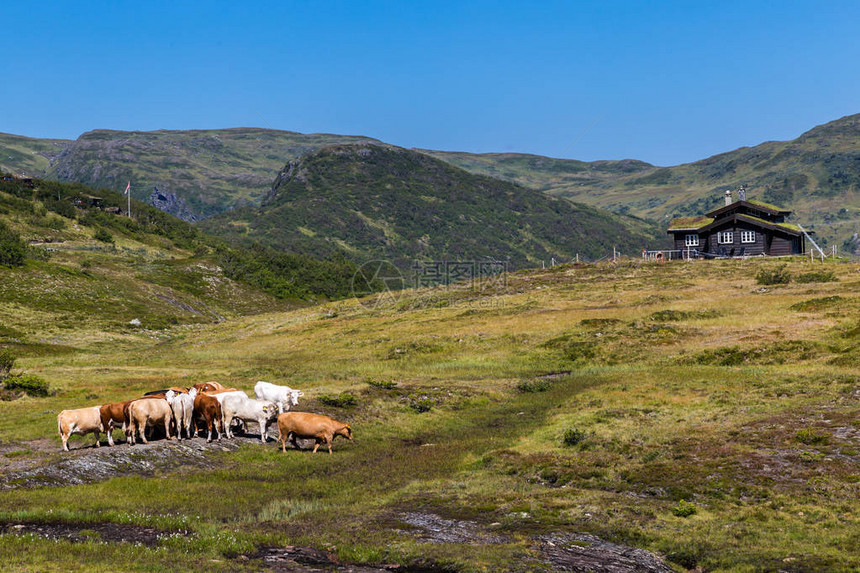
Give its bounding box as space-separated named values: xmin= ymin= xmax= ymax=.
xmin=426 ymin=114 xmax=860 ymax=253
xmin=0 ymin=133 xmax=71 ymax=178
xmin=200 ymin=144 xmax=663 ymax=269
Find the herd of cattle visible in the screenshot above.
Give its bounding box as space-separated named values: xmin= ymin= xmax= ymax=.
xmin=56 ymin=380 xmax=353 ymax=454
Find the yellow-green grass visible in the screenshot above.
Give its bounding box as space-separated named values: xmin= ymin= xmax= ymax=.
xmin=1 ymin=257 xmax=858 ymax=571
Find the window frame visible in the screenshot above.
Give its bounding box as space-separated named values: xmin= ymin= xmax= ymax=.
xmin=741 ymin=230 xmax=756 ymax=244
xmin=717 ymin=231 xmax=734 ymax=244
xmin=684 ymin=234 xmax=699 ymax=247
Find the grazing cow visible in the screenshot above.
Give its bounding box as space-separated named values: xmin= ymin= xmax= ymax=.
xmin=57 ymin=407 xmax=104 ymax=451
xmin=222 ymin=396 xmax=277 ymax=442
xmin=276 ymin=412 xmax=352 ymax=454
xmin=193 ymin=381 xmax=224 ymax=393
xmin=193 ymin=392 xmax=223 ymax=442
xmin=99 ymin=401 xmax=134 ymax=446
xmin=167 ymin=389 xmax=197 ymax=440
xmin=254 ymin=381 xmax=303 ymax=414
xmin=127 ymin=397 xmax=173 ymax=445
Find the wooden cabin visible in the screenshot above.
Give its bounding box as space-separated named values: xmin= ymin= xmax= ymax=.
xmin=667 ymin=189 xmax=809 ymax=257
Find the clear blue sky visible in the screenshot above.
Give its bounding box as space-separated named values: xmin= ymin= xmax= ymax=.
xmin=1 ymin=1 xmax=857 ymax=165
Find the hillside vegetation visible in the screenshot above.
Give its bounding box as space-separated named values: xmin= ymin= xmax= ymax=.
xmin=0 ymin=174 xmax=370 ymax=349
xmin=0 ymin=256 xmax=857 ymax=571
xmin=201 ymin=144 xmax=664 ymax=270
xmin=428 ymin=114 xmax=860 ymax=254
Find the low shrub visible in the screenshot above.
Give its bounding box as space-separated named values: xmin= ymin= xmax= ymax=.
xmin=671 ymin=499 xmax=697 ymax=518
xmin=795 ymin=270 xmax=837 ymax=283
xmin=755 ymin=264 xmax=791 ymax=285
xmin=366 ymin=378 xmax=397 ymax=390
xmin=3 ymin=373 xmax=52 ymax=397
xmin=408 ymin=394 xmax=434 ymax=413
xmin=0 ymin=222 xmax=26 ymax=267
xmin=789 ymin=296 xmax=844 ymax=312
xmin=318 ymin=392 xmax=357 ymax=408
xmin=93 ymin=228 xmax=114 ymax=243
xmin=0 ymin=348 xmax=14 ymax=379
xmin=795 ymin=428 xmax=829 ymax=445
xmin=561 ymin=427 xmax=588 ymax=447
xmin=516 ymin=379 xmax=552 ymax=393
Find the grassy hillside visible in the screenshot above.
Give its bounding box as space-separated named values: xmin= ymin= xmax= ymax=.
xmin=200 ymin=144 xmax=664 ymax=269
xmin=426 ymin=114 xmax=860 ymax=254
xmin=0 ymin=256 xmax=857 ymax=571
xmin=0 ymin=174 xmax=373 ymax=348
xmin=0 ymin=133 xmax=70 ymax=178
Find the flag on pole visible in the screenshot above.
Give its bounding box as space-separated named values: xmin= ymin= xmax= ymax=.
xmin=124 ymin=182 xmax=130 ymax=196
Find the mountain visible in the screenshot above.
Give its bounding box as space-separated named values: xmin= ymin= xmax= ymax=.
xmin=199 ymin=144 xmax=663 ymax=269
xmin=426 ymin=114 xmax=860 ymax=253
xmin=1 ymin=128 xmax=380 ymax=221
xmin=2 ymin=114 xmax=858 ymax=252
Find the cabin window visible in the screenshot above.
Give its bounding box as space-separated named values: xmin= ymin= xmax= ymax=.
xmin=684 ymin=234 xmax=699 ymax=247
xmin=717 ymin=231 xmax=734 ymax=244
xmin=741 ymin=230 xmax=756 ymax=243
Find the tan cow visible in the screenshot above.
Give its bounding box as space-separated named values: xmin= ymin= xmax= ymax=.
xmin=58 ymin=407 xmax=104 ymax=451
xmin=127 ymin=397 xmax=173 ymax=445
xmin=193 ymin=381 xmax=224 ymax=393
xmin=276 ymin=412 xmax=353 ymax=454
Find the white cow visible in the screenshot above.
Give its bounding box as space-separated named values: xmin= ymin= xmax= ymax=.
xmin=167 ymin=389 xmax=197 ymax=440
xmin=254 ymin=381 xmax=303 ymax=414
xmin=222 ymin=395 xmax=278 ymax=442
xmin=58 ymin=406 xmax=104 ymax=451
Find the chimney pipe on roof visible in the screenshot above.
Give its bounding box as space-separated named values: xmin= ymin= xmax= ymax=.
xmin=738 ymin=185 xmax=746 ymax=202
xmin=725 ymin=189 xmax=733 ymax=206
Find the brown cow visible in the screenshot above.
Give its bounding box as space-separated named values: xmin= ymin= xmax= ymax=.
xmin=58 ymin=407 xmax=103 ymax=451
xmin=100 ymin=401 xmax=135 ymax=446
xmin=193 ymin=381 xmax=224 ymax=393
xmin=276 ymin=412 xmax=353 ymax=454
xmin=193 ymin=393 xmax=223 ymax=442
xmin=143 ymin=386 xmax=188 ymax=397
xmin=126 ymin=397 xmax=173 ymax=445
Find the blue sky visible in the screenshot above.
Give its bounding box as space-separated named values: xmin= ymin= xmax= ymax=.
xmin=1 ymin=1 xmax=857 ymax=165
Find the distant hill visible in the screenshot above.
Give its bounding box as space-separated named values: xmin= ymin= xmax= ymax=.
xmin=199 ymin=144 xmax=663 ymax=269
xmin=1 ymin=128 xmax=380 ymax=221
xmin=425 ymin=114 xmax=860 ymax=254
xmin=2 ymin=113 xmax=858 ymax=252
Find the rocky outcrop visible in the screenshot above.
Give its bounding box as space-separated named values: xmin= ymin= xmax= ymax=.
xmin=149 ymin=187 xmax=199 ymax=222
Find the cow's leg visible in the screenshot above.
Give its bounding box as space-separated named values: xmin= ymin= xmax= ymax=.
xmin=94 ymin=429 xmax=101 ymax=448
xmin=224 ymin=413 xmax=233 ymax=439
xmin=206 ymin=418 xmax=213 ymax=443
xmin=164 ymin=415 xmax=172 ymax=440
xmin=140 ymin=418 xmax=149 ymax=444
xmin=61 ymin=432 xmax=69 ymax=452
xmin=107 ymin=421 xmax=116 ymax=447
xmin=259 ymin=418 xmax=267 ymax=443
xmin=312 ymin=439 xmax=321 ymax=454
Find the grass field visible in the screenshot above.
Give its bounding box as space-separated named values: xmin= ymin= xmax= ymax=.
xmin=0 ymin=257 xmax=858 ymax=571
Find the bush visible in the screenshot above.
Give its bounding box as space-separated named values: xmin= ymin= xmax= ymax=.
xmin=0 ymin=222 xmax=26 ymax=267
xmin=318 ymin=392 xmax=357 ymax=407
xmin=671 ymin=499 xmax=697 ymax=518
xmin=0 ymin=348 xmax=14 ymax=379
xmin=755 ymin=264 xmax=791 ymax=285
xmin=366 ymin=378 xmax=397 ymax=389
xmin=3 ymin=373 xmax=52 ymax=397
xmin=795 ymin=428 xmax=829 ymax=445
xmin=561 ymin=427 xmax=588 ymax=447
xmin=93 ymin=228 xmax=114 ymax=243
xmin=516 ymin=379 xmax=552 ymax=393
xmin=795 ymin=270 xmax=837 ymax=283
xmin=408 ymin=394 xmax=434 ymax=413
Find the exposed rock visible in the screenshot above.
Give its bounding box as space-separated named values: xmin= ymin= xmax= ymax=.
xmin=149 ymin=187 xmax=199 ymax=222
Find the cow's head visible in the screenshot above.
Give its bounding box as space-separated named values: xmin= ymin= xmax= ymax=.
xmin=165 ymin=390 xmax=175 ymax=404
xmin=289 ymin=390 xmax=303 ymax=406
xmin=337 ymin=425 xmax=353 ymax=440
xmin=262 ymin=402 xmax=277 ymax=419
